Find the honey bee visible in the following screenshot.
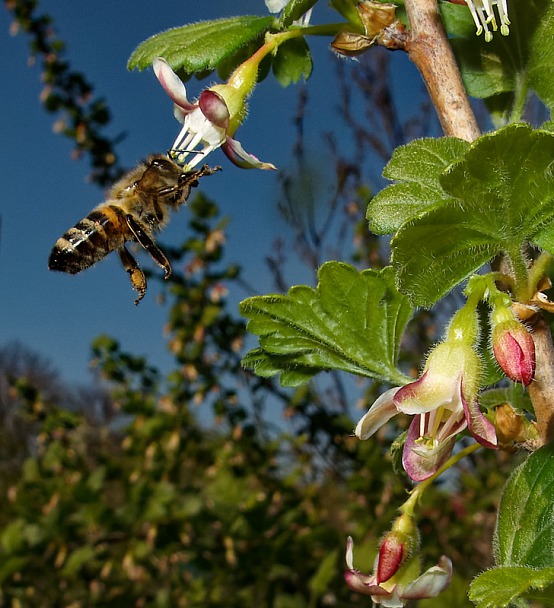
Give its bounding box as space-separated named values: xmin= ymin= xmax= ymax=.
xmin=49 ymin=155 xmax=220 ymax=304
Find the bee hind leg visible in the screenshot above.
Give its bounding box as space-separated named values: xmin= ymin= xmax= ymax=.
xmin=119 ymin=246 xmax=147 ymax=305
xmin=125 ymin=214 xmax=172 ymax=279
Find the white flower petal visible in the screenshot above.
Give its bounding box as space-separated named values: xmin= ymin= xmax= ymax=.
xmin=153 ymin=57 xmax=195 ymax=111
xmin=355 ymin=387 xmax=400 ymax=440
xmin=222 ymin=136 xmax=277 ymax=170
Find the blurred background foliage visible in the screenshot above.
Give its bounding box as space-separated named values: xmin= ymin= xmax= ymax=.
xmin=1 ymin=1 xmax=518 ymax=606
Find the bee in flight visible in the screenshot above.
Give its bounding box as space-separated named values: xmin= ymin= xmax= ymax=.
xmin=49 ymin=155 xmax=220 ymax=304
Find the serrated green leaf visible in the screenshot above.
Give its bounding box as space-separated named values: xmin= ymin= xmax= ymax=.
xmin=494 ymin=444 xmax=554 ymax=568
xmin=391 ymin=203 xmax=498 ymax=307
xmin=272 ymin=37 xmax=313 ymax=86
xmin=368 ymin=137 xmax=470 ymax=234
xmin=240 ymin=262 xmax=413 ymax=387
xmin=449 ymin=0 xmax=552 ymax=104
xmin=391 ymin=124 xmax=554 ymax=306
xmin=469 ymin=566 xmax=554 ymax=608
xmin=279 ymin=0 xmax=318 ymax=27
xmin=128 ymin=16 xmax=274 ymax=74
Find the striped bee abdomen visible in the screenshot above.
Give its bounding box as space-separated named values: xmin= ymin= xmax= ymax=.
xmin=48 ymin=154 xmax=220 ymax=303
xmin=49 ymin=206 xmax=129 ymax=274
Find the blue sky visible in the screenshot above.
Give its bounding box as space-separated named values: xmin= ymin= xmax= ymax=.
xmin=1 ymin=1 xmax=420 ymax=388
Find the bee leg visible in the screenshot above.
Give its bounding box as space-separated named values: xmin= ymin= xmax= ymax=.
xmin=125 ymin=214 xmax=173 ymax=279
xmin=119 ymin=246 xmax=147 ymax=305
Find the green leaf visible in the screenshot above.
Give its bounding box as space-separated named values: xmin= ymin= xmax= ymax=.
xmin=279 ymin=0 xmax=318 ymax=27
xmin=469 ymin=566 xmax=554 ymax=608
xmin=61 ymin=545 xmax=96 ymax=576
xmin=494 ymin=444 xmax=554 ymax=568
xmin=391 ymin=124 xmax=554 ymax=306
xmin=128 ymin=16 xmax=274 ymax=74
xmin=527 ymin=2 xmax=554 ymax=109
xmin=272 ymin=37 xmax=313 ymax=86
xmin=392 ymin=205 xmax=497 ymax=307
xmin=479 ymin=383 xmax=533 ymax=415
xmin=449 ymin=0 xmax=553 ymax=104
xmin=439 ymin=1 xmax=476 ymax=39
xmin=240 ymin=262 xmax=413 ymax=387
xmin=367 ymin=137 xmax=470 ymax=234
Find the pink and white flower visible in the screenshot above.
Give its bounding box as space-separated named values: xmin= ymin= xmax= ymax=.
xmin=345 ymin=536 xmax=452 ymax=607
xmin=153 ymin=57 xmax=276 ymax=171
xmin=355 ymin=341 xmax=497 ymax=481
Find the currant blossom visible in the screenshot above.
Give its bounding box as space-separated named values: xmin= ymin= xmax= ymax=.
xmin=153 ymin=57 xmax=276 ymax=171
xmin=355 ymin=341 xmax=497 ymax=482
xmin=345 ymin=536 xmax=452 ymax=607
xmin=463 ymin=0 xmax=510 ymax=42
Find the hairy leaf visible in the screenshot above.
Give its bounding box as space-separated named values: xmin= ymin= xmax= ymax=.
xmin=527 ymin=2 xmax=554 ymax=109
xmin=240 ymin=263 xmax=413 ymax=387
xmin=368 ymin=137 xmax=470 ymax=234
xmin=391 ymin=124 xmax=554 ymax=306
xmin=469 ymin=566 xmax=554 ymax=608
xmin=128 ymin=16 xmax=274 ymax=74
xmin=494 ymin=444 xmax=554 ymax=568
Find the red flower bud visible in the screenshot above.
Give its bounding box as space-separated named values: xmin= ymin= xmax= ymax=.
xmin=377 ymin=531 xmax=405 ymax=584
xmin=493 ymin=322 xmax=535 ymax=386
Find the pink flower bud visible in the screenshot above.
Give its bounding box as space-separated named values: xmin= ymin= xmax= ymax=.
xmin=493 ymin=322 xmax=535 ymax=386
xmin=377 ymin=531 xmax=405 ymax=584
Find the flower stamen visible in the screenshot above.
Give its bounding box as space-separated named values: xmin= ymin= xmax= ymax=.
xmin=464 ymin=0 xmax=510 ymax=41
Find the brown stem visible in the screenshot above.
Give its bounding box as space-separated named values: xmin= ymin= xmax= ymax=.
xmin=404 ymin=0 xmax=480 ymax=141
xmin=528 ymin=314 xmax=554 ymax=445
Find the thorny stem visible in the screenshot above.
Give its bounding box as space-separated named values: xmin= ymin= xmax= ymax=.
xmin=404 ymin=0 xmax=480 ymax=141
